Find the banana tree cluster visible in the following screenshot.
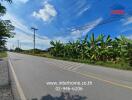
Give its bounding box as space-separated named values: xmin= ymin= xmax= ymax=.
xmin=50 ymin=33 xmax=132 ymax=66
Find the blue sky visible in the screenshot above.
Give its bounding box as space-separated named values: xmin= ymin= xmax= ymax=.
xmin=2 ymin=0 xmax=132 ymax=49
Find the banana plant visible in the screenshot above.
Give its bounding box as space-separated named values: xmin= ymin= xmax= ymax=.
xmin=50 ymin=40 xmax=64 ymax=57
xmin=49 ymin=33 xmax=132 ymax=67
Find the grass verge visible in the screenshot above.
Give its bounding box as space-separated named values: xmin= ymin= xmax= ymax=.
xmin=53 ymin=57 xmax=132 ymax=71
xmin=0 ymin=51 xmax=7 ymax=58
xmin=17 ymin=52 xmax=132 ymax=71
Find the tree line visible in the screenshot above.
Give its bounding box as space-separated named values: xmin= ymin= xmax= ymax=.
xmin=50 ymin=33 xmax=132 ymax=67
xmin=0 ymin=0 xmax=14 ymax=50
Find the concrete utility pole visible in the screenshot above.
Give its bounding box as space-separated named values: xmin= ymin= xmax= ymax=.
xmin=20 ymin=42 xmax=21 ymax=49
xmin=31 ymin=27 xmax=38 ymax=53
xmin=12 ymin=44 xmax=14 ymax=50
xmin=17 ymin=40 xmax=20 ymax=48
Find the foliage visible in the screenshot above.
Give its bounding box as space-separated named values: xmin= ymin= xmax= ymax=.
xmin=127 ymin=42 xmax=132 ymax=66
xmin=0 ymin=0 xmax=12 ymax=16
xmin=0 ymin=3 xmax=6 ymax=16
xmin=50 ymin=33 xmax=132 ymax=67
xmin=14 ymin=47 xmax=23 ymax=52
xmin=0 ymin=51 xmax=7 ymax=58
xmin=0 ymin=0 xmax=14 ymax=49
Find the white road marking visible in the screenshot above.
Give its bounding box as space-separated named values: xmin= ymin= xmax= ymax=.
xmin=8 ymin=58 xmax=27 ymax=100
xmin=71 ymin=65 xmax=82 ymax=71
xmin=67 ymin=66 xmax=76 ymax=70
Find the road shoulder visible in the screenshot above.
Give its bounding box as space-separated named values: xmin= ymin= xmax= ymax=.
xmin=0 ymin=58 xmax=13 ymax=100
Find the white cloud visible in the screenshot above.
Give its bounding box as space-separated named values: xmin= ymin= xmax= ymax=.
xmin=32 ymin=2 xmax=57 ymax=22
xmin=123 ymin=17 xmax=132 ymax=25
xmin=13 ymin=0 xmax=29 ymax=4
xmin=7 ymin=30 xmax=51 ymax=50
xmin=70 ymin=18 xmax=103 ymax=36
xmin=126 ymin=34 xmax=132 ymax=39
xmin=3 ymin=12 xmax=102 ymax=50
xmin=3 ymin=12 xmax=74 ymax=50
xmin=83 ymin=18 xmax=103 ymax=33
xmin=3 ymin=13 xmax=31 ymax=34
xmin=52 ymin=18 xmax=103 ymax=43
xmin=77 ymin=6 xmax=91 ymax=16
xmin=121 ymin=17 xmax=132 ymax=33
xmin=117 ymin=34 xmax=132 ymax=40
xmin=71 ymin=30 xmax=82 ymax=36
xmin=2 ymin=13 xmax=51 ymax=49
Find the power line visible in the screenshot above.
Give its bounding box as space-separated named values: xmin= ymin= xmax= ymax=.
xmin=69 ymin=16 xmax=124 ymax=32
xmin=68 ymin=10 xmax=132 ymax=33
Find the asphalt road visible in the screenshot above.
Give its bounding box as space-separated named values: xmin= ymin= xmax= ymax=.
xmin=8 ymin=52 xmax=132 ymax=100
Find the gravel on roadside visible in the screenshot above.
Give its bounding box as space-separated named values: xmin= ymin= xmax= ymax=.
xmin=0 ymin=58 xmax=13 ymax=100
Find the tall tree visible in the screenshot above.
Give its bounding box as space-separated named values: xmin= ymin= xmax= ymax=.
xmin=0 ymin=0 xmax=14 ymax=49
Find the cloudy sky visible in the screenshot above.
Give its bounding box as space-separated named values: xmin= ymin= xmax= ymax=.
xmin=1 ymin=0 xmax=132 ymax=50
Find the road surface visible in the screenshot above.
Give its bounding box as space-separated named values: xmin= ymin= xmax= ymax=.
xmin=8 ymin=52 xmax=132 ymax=100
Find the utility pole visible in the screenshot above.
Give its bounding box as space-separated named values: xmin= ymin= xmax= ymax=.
xmin=31 ymin=27 xmax=38 ymax=53
xmin=17 ymin=40 xmax=20 ymax=48
xmin=17 ymin=40 xmax=20 ymax=52
xmin=19 ymin=41 xmax=22 ymax=49
xmin=12 ymin=44 xmax=14 ymax=50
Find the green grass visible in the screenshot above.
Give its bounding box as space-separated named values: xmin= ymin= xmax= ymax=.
xmin=21 ymin=52 xmax=52 ymax=58
xmin=95 ymin=61 xmax=132 ymax=70
xmin=0 ymin=51 xmax=7 ymax=58
xmin=54 ymin=57 xmax=132 ymax=70
xmin=18 ymin=52 xmax=132 ymax=71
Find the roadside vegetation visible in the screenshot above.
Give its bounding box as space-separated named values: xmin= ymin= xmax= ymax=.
xmin=49 ymin=33 xmax=132 ymax=70
xmin=14 ymin=33 xmax=132 ymax=70
xmin=0 ymin=0 xmax=14 ymax=57
xmin=0 ymin=51 xmax=7 ymax=58
xmin=14 ymin=48 xmax=52 ymax=58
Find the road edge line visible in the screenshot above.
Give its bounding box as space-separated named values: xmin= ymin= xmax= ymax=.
xmin=8 ymin=58 xmax=27 ymax=100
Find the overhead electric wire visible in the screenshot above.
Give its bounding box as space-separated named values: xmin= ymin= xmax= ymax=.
xmin=47 ymin=10 xmax=132 ymax=36
xmin=14 ymin=8 xmax=132 ymax=48
xmin=68 ymin=10 xmax=132 ymax=33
